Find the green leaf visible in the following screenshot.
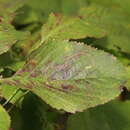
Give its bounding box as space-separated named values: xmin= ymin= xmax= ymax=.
xmin=78 ymin=4 xmax=130 ymax=53
xmin=10 ymin=107 xmax=24 ymax=130
xmin=61 ymin=0 xmax=89 ymax=15
xmin=67 ymin=100 xmax=130 ymax=130
xmin=41 ymin=13 xmax=106 ymax=43
xmin=1 ymin=85 xmax=24 ymax=104
xmin=13 ymin=5 xmax=42 ymax=25
xmin=21 ymin=93 xmax=55 ymax=130
xmin=0 ymin=52 xmax=25 ymax=71
xmin=2 ymin=40 xmax=126 ymax=113
xmin=0 ymin=105 xmax=10 ymax=130
xmin=13 ymin=0 xmax=89 ymax=25
xmin=89 ymin=0 xmax=130 ymax=14
xmin=124 ymin=66 xmax=130 ymax=90
xmin=0 ymin=0 xmax=25 ymax=22
xmin=0 ymin=22 xmax=30 ymax=55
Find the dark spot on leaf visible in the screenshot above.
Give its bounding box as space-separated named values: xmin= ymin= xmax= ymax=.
xmin=53 ymin=13 xmax=61 ymax=17
xmin=61 ymin=84 xmax=74 ymax=91
xmin=78 ymin=16 xmax=83 ymax=19
xmin=17 ymin=60 xmax=37 ymax=75
xmin=4 ymin=80 xmax=17 ymax=86
xmin=65 ymin=52 xmax=85 ymax=61
xmin=28 ymin=60 xmax=37 ymax=68
xmin=75 ymin=80 xmax=81 ymax=83
xmin=45 ymin=60 xmax=52 ymax=66
xmin=43 ymin=82 xmax=52 ymax=88
xmin=29 ymin=72 xmax=39 ymax=78
xmin=42 ymin=82 xmax=70 ymax=93
xmin=25 ymin=82 xmax=33 ymax=90
xmin=53 ymin=13 xmax=62 ymax=26
xmin=49 ymin=27 xmax=53 ymax=30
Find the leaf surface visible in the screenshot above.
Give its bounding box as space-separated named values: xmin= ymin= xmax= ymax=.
xmin=0 ymin=23 xmax=30 ymax=55
xmin=2 ymin=40 xmax=126 ymax=113
xmin=1 ymin=85 xmax=24 ymax=104
xmin=41 ymin=13 xmax=106 ymax=43
xmin=0 ymin=105 xmax=10 ymax=130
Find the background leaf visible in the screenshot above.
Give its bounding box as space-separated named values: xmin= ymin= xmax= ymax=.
xmin=0 ymin=0 xmax=25 ymax=22
xmin=1 ymin=85 xmax=24 ymax=104
xmin=78 ymin=4 xmax=130 ymax=54
xmin=13 ymin=0 xmax=89 ymax=25
xmin=0 ymin=105 xmax=10 ymax=130
xmin=41 ymin=13 xmax=105 ymax=43
xmin=67 ymin=100 xmax=130 ymax=130
xmin=0 ymin=23 xmax=30 ymax=55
